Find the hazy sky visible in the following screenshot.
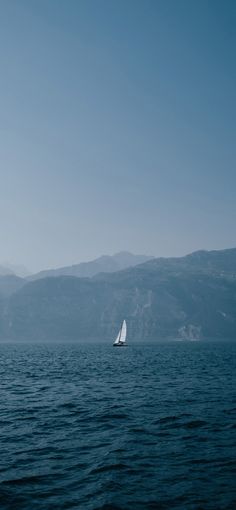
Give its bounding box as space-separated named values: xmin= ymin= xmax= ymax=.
xmin=0 ymin=0 xmax=235 ymax=272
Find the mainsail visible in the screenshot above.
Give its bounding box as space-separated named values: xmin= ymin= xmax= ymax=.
xmin=113 ymin=320 xmax=127 ymax=346
xmin=119 ymin=320 xmax=127 ymax=343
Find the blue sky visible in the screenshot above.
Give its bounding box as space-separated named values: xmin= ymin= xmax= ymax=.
xmin=0 ymin=0 xmax=235 ymax=271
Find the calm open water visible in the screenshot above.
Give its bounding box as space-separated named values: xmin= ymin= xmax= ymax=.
xmin=0 ymin=341 xmax=235 ymax=510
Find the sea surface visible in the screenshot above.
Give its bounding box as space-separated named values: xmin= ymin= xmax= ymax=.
xmin=0 ymin=340 xmax=235 ymax=510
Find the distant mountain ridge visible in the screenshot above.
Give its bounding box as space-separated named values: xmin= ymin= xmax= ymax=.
xmin=2 ymin=263 xmax=31 ymax=278
xmin=0 ymin=265 xmax=14 ymax=277
xmin=1 ymin=247 xmax=236 ymax=342
xmin=28 ymin=251 xmax=154 ymax=281
xmin=0 ymin=263 xmax=31 ymax=278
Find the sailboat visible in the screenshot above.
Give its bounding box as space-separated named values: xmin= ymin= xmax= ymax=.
xmin=113 ymin=320 xmax=127 ymax=347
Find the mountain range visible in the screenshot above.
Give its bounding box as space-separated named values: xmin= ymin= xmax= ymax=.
xmin=0 ymin=248 xmax=236 ymax=342
xmin=27 ymin=252 xmax=154 ymax=280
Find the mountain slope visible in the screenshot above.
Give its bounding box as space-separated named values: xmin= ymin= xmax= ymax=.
xmin=0 ymin=275 xmax=26 ymax=298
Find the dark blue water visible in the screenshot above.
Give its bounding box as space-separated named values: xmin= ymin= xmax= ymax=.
xmin=0 ymin=341 xmax=235 ymax=510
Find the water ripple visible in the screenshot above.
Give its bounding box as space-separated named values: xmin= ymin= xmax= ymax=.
xmin=0 ymin=341 xmax=235 ymax=510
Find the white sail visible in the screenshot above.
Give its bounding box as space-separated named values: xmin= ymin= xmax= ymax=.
xmin=119 ymin=320 xmax=127 ymax=343
xmin=113 ymin=330 xmax=121 ymax=345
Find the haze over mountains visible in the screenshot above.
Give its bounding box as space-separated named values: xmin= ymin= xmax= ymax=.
xmin=0 ymin=247 xmax=236 ymax=342
xmin=0 ymin=265 xmax=15 ymax=277
xmin=28 ymin=252 xmax=154 ymax=281
xmin=0 ymin=264 xmax=31 ymax=278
